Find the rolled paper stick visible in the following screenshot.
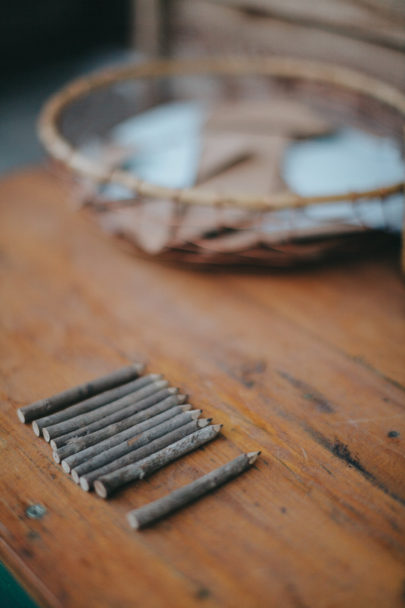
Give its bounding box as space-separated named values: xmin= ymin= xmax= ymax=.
xmin=17 ymin=362 xmax=145 ymax=424
xmin=67 ymin=408 xmax=201 ymax=477
xmin=42 ymin=379 xmax=169 ymax=442
xmin=127 ymin=451 xmax=261 ymax=529
xmin=48 ymin=387 xmax=180 ymax=448
xmin=79 ymin=417 xmax=211 ymax=491
xmin=52 ymin=399 xmax=188 ymax=463
xmin=32 ymin=372 xmax=159 ymax=436
xmin=94 ymin=424 xmax=222 ymax=498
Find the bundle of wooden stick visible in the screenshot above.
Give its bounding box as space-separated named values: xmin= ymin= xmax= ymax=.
xmin=17 ymin=364 xmax=259 ymax=523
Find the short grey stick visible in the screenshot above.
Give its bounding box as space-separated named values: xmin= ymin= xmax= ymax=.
xmin=52 ymin=400 xmax=188 ymax=463
xmin=68 ymin=409 xmax=201 ymax=478
xmin=49 ymin=387 xmax=180 ymax=449
xmin=127 ymin=451 xmax=261 ymax=529
xmin=17 ymin=362 xmax=144 ymax=424
xmin=79 ymin=417 xmax=211 ymax=491
xmin=94 ymin=424 xmax=222 ymax=498
xmin=33 ymin=372 xmax=158 ymax=436
xmin=42 ymin=380 xmax=169 ymax=442
xmin=51 ymin=395 xmax=185 ymax=453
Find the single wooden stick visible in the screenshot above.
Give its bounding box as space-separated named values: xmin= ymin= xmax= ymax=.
xmin=42 ymin=379 xmax=169 ymax=442
xmin=53 ymin=400 xmax=188 ymax=463
xmin=48 ymin=387 xmax=180 ymax=449
xmin=80 ymin=417 xmax=211 ymax=491
xmin=94 ymin=424 xmax=222 ymax=498
xmin=32 ymin=372 xmax=158 ymax=436
xmin=68 ymin=409 xmax=201 ymax=478
xmin=127 ymin=451 xmax=261 ymax=529
xmin=17 ymin=363 xmax=144 ymax=424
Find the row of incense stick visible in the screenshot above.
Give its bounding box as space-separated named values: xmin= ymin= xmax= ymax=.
xmin=17 ymin=363 xmax=222 ymax=497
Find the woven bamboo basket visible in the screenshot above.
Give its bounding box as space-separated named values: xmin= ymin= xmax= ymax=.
xmin=38 ymin=56 xmax=405 ymax=269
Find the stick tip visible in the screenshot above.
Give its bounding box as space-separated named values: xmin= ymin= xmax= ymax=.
xmin=71 ymin=470 xmax=80 ymax=484
xmin=94 ymin=480 xmax=108 ymax=498
xmin=150 ymin=373 xmax=163 ymax=380
xmin=198 ymin=418 xmax=211 ymax=428
xmin=42 ymin=428 xmax=51 ymax=442
xmin=190 ymin=409 xmax=202 ymax=420
xmin=134 ymin=362 xmax=145 ymax=373
xmin=167 ymin=386 xmax=178 ymax=394
xmin=52 ymin=451 xmax=61 ymax=464
xmin=181 ymin=404 xmax=192 ymax=412
xmin=247 ymin=451 xmax=261 ymax=465
xmin=212 ymin=424 xmax=223 ymax=432
xmin=127 ymin=512 xmax=139 ymax=530
xmin=177 ymin=394 xmax=187 ymax=404
xmin=79 ymin=477 xmax=91 ymax=492
xmin=17 ymin=409 xmax=26 ymax=423
xmin=32 ymin=421 xmax=41 ymax=437
xmin=49 ymin=439 xmax=57 ymax=450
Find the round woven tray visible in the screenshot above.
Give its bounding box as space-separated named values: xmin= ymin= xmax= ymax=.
xmin=38 ymin=56 xmax=405 ymax=269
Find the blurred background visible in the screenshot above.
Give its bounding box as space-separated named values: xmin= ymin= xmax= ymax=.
xmin=0 ymin=0 xmax=132 ymax=173
xmin=1 ymin=0 xmax=404 ymax=174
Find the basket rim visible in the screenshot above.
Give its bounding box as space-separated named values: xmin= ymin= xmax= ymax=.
xmin=38 ymin=55 xmax=405 ymax=211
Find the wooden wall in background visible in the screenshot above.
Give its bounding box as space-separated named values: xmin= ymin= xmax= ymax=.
xmin=134 ymin=0 xmax=405 ymax=89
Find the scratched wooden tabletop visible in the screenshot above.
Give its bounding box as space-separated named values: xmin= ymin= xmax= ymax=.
xmin=0 ymin=168 xmax=404 ymax=608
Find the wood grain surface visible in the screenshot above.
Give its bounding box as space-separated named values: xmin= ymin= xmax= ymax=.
xmin=0 ymin=167 xmax=404 ymax=608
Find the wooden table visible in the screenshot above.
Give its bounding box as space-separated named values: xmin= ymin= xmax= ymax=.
xmin=1 ymin=167 xmax=404 ymax=608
